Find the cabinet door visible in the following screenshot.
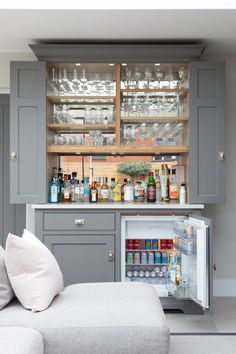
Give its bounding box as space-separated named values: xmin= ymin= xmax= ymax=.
xmin=189 ymin=61 xmax=225 ymax=203
xmin=44 ymin=235 xmax=115 ymax=286
xmin=10 ymin=61 xmax=46 ymax=203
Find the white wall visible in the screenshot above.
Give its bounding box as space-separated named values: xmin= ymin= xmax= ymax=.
xmin=0 ymin=52 xmax=36 ymax=92
xmin=1 ymin=51 xmax=235 ymax=296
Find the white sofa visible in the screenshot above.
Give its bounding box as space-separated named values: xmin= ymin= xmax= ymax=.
xmin=0 ymin=282 xmax=170 ymax=354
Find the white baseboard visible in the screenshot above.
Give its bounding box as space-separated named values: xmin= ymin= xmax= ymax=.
xmin=213 ymin=279 xmax=236 ymax=296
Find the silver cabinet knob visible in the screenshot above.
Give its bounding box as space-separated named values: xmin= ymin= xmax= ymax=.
xmin=74 ymin=219 xmax=85 ymax=225
xmin=219 ymin=151 xmax=225 ymax=161
xmin=108 ymin=252 xmax=114 ymax=261
xmin=10 ymin=151 xmax=17 ymax=161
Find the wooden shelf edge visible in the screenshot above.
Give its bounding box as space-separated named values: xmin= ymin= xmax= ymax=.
xmin=120 ymin=88 xmax=189 ymax=93
xmin=47 ymin=145 xmax=189 ymax=155
xmin=120 ymin=116 xmax=189 ymax=122
xmin=47 ymin=124 xmax=116 ymax=132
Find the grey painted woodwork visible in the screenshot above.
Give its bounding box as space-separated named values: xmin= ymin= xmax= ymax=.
xmin=10 ymin=61 xmax=47 ymax=204
xmin=43 ymin=212 xmax=115 ymax=231
xmin=189 ymin=61 xmax=225 ymax=203
xmin=0 ymin=95 xmax=26 ymax=246
xmin=29 ymin=43 xmax=206 ymax=63
xmin=44 ymin=235 xmax=115 ymax=286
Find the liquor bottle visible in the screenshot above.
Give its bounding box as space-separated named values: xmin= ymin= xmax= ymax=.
xmin=140 ymin=174 xmax=147 ymax=200
xmin=70 ymin=172 xmax=78 ymax=185
xmin=124 ymin=178 xmax=134 ymax=202
xmin=61 ymin=174 xmax=72 ymax=203
xmin=169 ymin=169 xmax=179 ymax=203
xmin=160 ymin=165 xmax=169 ymax=203
xmin=134 ymin=181 xmax=145 ymax=202
xmin=95 ymin=177 xmax=102 ymax=202
xmin=83 ymin=178 xmax=90 ymax=203
xmin=120 ymin=178 xmax=127 ymax=201
xmin=100 ymin=177 xmax=110 ymax=202
xmin=155 ymin=169 xmax=162 ymax=204
xmin=147 ymin=172 xmax=156 ymax=202
xmin=57 ymin=172 xmax=64 ymax=202
xmin=90 ymin=180 xmax=98 ymax=203
xmin=113 ymin=178 xmax=121 ymax=202
xmin=109 ymin=177 xmax=116 ymax=201
xmin=48 ymin=177 xmax=59 ymax=203
xmin=179 ymin=182 xmax=186 ymax=204
xmin=74 ymin=180 xmax=84 ymax=202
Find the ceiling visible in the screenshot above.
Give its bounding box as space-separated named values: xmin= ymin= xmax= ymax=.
xmin=0 ymin=9 xmax=236 ymax=54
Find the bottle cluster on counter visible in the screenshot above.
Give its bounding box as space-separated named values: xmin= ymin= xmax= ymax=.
xmin=48 ymin=165 xmax=187 ymax=204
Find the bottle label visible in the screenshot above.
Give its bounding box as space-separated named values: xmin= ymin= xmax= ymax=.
xmin=147 ymin=186 xmax=156 ymax=201
xmin=113 ymin=187 xmax=121 ymax=201
xmin=124 ymin=187 xmax=134 ymax=202
xmin=101 ymin=189 xmax=109 ymax=200
xmin=91 ymin=190 xmax=97 ymax=202
xmin=134 ymin=188 xmax=145 ymax=201
xmin=64 ymin=190 xmax=70 ymax=199
xmin=50 ymin=185 xmax=58 ymax=203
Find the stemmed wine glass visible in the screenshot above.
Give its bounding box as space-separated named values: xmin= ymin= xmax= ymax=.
xmin=156 ymin=69 xmax=163 ymax=89
xmin=178 ymin=66 xmax=186 ymax=88
xmin=133 ymin=67 xmax=141 ymax=88
xmin=144 ymin=68 xmax=152 ymax=88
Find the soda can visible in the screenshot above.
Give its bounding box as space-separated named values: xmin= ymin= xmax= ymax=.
xmin=152 ymin=239 xmax=158 ymax=250
xmin=161 ymin=266 xmax=167 ymax=273
xmin=161 ymin=240 xmax=167 ymax=249
xmin=150 ymin=271 xmax=156 ymax=278
xmin=126 ymin=270 xmax=133 ymax=278
xmin=134 ymin=252 xmax=141 ymax=264
xmin=133 ymin=270 xmax=139 ymax=277
xmin=141 ymin=251 xmax=148 ymax=264
xmin=144 ymin=271 xmax=150 ymax=277
xmin=134 ymin=240 xmax=141 ymax=250
xmin=145 ymin=239 xmax=151 ymax=250
xmin=139 ymin=270 xmax=145 ymax=278
xmin=158 ymin=271 xmax=164 ymax=278
xmin=148 ymin=252 xmax=155 ymax=264
xmin=154 ymin=251 xmax=162 ymax=264
xmin=127 ymin=240 xmax=134 ymax=250
xmin=154 ymin=266 xmax=160 ymax=273
xmin=127 ymin=252 xmax=133 ymax=264
xmin=162 ymin=251 xmax=168 ymax=264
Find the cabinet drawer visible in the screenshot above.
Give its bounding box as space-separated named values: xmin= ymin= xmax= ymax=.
xmin=43 ymin=212 xmax=115 ymax=231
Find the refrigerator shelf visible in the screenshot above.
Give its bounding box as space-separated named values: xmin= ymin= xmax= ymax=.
xmin=126 ymin=263 xmax=168 ymax=266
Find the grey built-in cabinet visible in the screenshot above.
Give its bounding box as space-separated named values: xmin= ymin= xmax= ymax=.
xmin=35 ymin=211 xmax=119 ymax=285
xmin=10 ymin=59 xmax=225 ymax=205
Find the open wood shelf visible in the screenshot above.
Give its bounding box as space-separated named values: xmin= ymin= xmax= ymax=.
xmin=47 ymin=124 xmax=115 ymax=133
xmin=120 ymin=88 xmax=189 ymax=93
xmin=47 ymin=95 xmax=116 ymax=104
xmin=121 ymin=116 xmax=189 ymax=122
xmin=47 ymin=144 xmax=189 ymax=155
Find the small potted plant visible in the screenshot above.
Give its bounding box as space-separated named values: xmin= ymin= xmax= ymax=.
xmin=117 ymin=161 xmax=151 ymax=183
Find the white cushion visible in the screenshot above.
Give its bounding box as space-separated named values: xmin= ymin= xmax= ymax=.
xmin=0 ymin=246 xmax=14 ymax=309
xmin=0 ymin=327 xmax=44 ymax=354
xmin=5 ymin=229 xmax=64 ymax=312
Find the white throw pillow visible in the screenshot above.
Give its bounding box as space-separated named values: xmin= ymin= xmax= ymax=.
xmin=0 ymin=246 xmax=14 ymax=309
xmin=5 ymin=230 xmax=64 ymax=312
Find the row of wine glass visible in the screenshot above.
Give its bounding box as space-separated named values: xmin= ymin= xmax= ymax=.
xmin=122 ymin=123 xmax=185 ymax=146
xmin=51 ymin=105 xmax=114 ymax=125
xmin=53 ymin=132 xmax=116 ymax=146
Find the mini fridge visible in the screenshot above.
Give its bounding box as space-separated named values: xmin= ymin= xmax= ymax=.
xmin=121 ymin=215 xmax=212 ymax=314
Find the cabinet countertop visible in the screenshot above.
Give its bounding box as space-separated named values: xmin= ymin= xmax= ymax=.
xmin=29 ymin=203 xmax=204 ymax=210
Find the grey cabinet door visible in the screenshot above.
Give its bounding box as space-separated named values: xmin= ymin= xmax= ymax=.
xmin=10 ymin=61 xmax=47 ymax=203
xmin=0 ymin=95 xmax=26 ymax=245
xmin=44 ymin=235 xmax=115 ymax=286
xmin=189 ymin=61 xmax=225 ymax=203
